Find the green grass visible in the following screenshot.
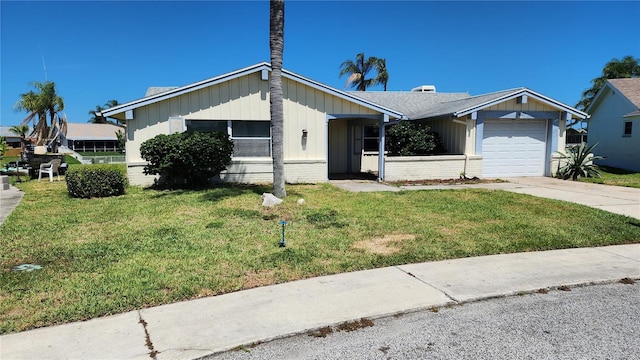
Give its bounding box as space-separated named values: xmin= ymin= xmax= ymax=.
xmin=1 ymin=181 xmax=639 ymax=334
xmin=579 ymin=166 xmax=640 ymax=188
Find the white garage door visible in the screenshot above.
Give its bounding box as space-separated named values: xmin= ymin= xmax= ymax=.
xmin=482 ymin=119 xmax=547 ymax=177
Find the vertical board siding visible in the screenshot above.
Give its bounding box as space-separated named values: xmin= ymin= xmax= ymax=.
xmin=486 ymin=98 xmax=556 ymax=112
xmin=126 ymin=71 xmax=386 ymax=185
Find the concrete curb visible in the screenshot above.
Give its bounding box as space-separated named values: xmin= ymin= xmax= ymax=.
xmin=2 ymin=244 xmax=638 ymax=360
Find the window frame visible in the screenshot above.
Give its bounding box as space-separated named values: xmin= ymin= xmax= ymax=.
xmin=623 ymin=121 xmax=633 ymax=136
xmin=185 ymin=119 xmax=272 ymax=158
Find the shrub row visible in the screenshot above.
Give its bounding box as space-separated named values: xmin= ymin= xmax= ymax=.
xmin=66 ymin=164 xmax=128 ymax=198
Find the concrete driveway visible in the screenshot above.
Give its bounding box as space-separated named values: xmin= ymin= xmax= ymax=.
xmin=332 ymin=177 xmax=640 ymax=220
xmin=503 ymin=177 xmax=640 ymax=220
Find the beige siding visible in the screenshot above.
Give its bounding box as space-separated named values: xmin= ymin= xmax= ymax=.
xmin=486 ymin=98 xmax=557 ymax=112
xmin=384 ymin=155 xmax=482 ymax=181
xmin=125 ymin=72 xmax=384 ymax=186
xmin=422 ymin=117 xmax=466 ymax=154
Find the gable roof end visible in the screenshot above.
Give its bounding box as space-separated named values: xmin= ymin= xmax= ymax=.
xmin=100 ymin=63 xmax=406 ymax=120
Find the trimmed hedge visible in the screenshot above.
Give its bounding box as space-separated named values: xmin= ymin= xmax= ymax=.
xmin=66 ymin=164 xmax=128 ymax=198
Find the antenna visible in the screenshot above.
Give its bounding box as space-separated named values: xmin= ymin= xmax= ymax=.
xmin=41 ymin=55 xmax=48 ymax=81
xmin=38 ymin=43 xmax=47 ymax=80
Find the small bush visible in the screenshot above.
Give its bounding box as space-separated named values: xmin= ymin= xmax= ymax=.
xmin=140 ymin=131 xmax=234 ymax=189
xmin=66 ymin=165 xmax=128 ymax=198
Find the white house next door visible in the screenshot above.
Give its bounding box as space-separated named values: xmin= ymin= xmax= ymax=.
xmin=482 ymin=119 xmax=547 ymax=177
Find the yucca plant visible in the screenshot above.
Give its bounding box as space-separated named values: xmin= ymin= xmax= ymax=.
xmin=556 ymin=142 xmax=604 ymax=180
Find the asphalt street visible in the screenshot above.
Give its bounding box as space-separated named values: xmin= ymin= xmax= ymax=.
xmin=209 ymin=282 xmax=639 ymax=360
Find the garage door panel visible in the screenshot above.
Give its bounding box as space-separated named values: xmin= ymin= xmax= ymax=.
xmin=482 ymin=119 xmax=546 ymax=178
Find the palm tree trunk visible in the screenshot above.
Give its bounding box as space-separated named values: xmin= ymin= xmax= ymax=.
xmin=270 ymin=0 xmax=286 ymax=198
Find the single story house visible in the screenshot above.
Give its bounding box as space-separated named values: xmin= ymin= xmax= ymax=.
xmin=100 ymin=62 xmax=587 ymax=187
xmin=585 ymin=78 xmax=640 ymax=172
xmin=60 ymin=123 xmax=124 ymax=152
xmin=0 ymin=126 xmax=26 ymax=149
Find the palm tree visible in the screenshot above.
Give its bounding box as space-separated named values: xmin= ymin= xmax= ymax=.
xmin=270 ymin=0 xmax=286 ymax=198
xmin=9 ymin=124 xmax=30 ymax=152
xmin=373 ymin=58 xmax=389 ymax=91
xmin=88 ymin=105 xmax=107 ymax=124
xmin=339 ymin=53 xmax=383 ymax=91
xmin=89 ymin=100 xmax=121 ymax=124
xmin=14 ymin=81 xmax=67 ymax=146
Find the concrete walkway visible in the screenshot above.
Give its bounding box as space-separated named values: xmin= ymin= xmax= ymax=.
xmin=0 ymin=184 xmax=24 ymax=227
xmin=332 ymin=177 xmax=640 ymax=220
xmin=1 ymin=244 xmax=638 ymax=360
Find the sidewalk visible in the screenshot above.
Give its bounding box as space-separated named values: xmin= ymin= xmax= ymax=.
xmin=0 ymin=184 xmax=24 ymax=227
xmin=2 ymin=244 xmax=638 ymax=360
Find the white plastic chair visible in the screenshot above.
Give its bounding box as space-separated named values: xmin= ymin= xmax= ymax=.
xmin=38 ymin=159 xmax=62 ymax=182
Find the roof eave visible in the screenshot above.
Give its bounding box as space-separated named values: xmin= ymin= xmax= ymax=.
xmin=101 ymin=62 xmax=406 ymax=120
xmin=454 ymin=89 xmax=588 ymax=120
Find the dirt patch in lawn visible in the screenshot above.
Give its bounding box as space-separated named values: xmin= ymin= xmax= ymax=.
xmin=352 ymin=234 xmax=416 ymax=255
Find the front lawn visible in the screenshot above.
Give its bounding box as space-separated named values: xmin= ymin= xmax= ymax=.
xmin=579 ymin=166 xmax=640 ymax=188
xmin=1 ymin=181 xmax=639 ymax=334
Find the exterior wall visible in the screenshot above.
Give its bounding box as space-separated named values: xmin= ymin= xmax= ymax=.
xmin=587 ymin=87 xmax=640 ymax=171
xmin=125 ymin=72 xmax=381 ymax=186
xmin=422 ymin=117 xmax=466 ymax=154
xmin=384 ymin=155 xmax=482 ymax=181
xmin=485 ymin=98 xmax=558 ymax=112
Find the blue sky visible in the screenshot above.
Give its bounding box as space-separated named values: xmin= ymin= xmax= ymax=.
xmin=1 ymin=1 xmax=639 ymax=127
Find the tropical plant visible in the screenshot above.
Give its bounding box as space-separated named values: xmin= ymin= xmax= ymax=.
xmin=576 ymin=55 xmax=640 ymax=111
xmin=115 ymin=129 xmax=126 ymax=152
xmin=270 ymin=0 xmax=286 ymax=198
xmin=0 ymin=137 xmax=7 ymax=160
xmin=339 ymin=53 xmax=388 ymax=91
xmin=556 ymin=142 xmax=604 ymax=181
xmin=9 ymin=124 xmax=30 ymax=151
xmin=140 ymin=131 xmax=234 ymax=189
xmin=373 ymin=57 xmax=388 ymax=91
xmin=385 ymin=122 xmax=445 ymax=156
xmin=89 ymin=100 xmax=120 ymax=124
xmin=14 ymin=81 xmax=67 ymax=146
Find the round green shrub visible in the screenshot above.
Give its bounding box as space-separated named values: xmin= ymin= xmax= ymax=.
xmin=66 ymin=164 xmax=128 ymax=198
xmin=140 ymin=131 xmax=234 ymax=189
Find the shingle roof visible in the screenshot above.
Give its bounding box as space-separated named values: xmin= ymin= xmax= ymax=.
xmin=65 ymin=123 xmax=124 ymax=140
xmin=350 ymin=88 xmax=528 ymax=119
xmin=145 ymin=87 xmax=178 ymax=97
xmin=608 ymin=78 xmax=640 ymax=109
xmin=348 ymin=91 xmax=470 ymax=118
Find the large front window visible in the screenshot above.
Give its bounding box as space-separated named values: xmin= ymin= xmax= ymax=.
xmin=186 ymin=120 xmax=271 ymax=157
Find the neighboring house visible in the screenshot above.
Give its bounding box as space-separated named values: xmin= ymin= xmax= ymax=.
xmin=0 ymin=126 xmax=26 ymax=148
xmin=566 ymin=128 xmax=587 ymax=145
xmin=100 ymin=62 xmax=587 ymax=187
xmin=61 ymin=123 xmax=124 ymax=152
xmin=585 ymin=78 xmax=640 ymax=172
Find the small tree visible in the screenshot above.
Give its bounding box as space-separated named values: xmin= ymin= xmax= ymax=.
xmin=556 ymin=142 xmax=604 ymax=181
xmin=0 ymin=137 xmax=8 ymax=160
xmin=385 ymin=122 xmax=444 ymax=156
xmin=115 ymin=129 xmax=125 ymax=153
xmin=140 ymin=131 xmax=234 ymax=189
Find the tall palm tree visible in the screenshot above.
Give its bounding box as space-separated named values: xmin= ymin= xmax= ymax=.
xmin=373 ymin=58 xmax=389 ymax=91
xmin=270 ymin=0 xmax=286 ymax=198
xmin=14 ymin=81 xmax=66 ymax=146
xmin=88 ymin=105 xmax=107 ymax=124
xmin=339 ymin=53 xmax=382 ymax=91
xmin=89 ymin=100 xmax=121 ymax=124
xmin=9 ymin=124 xmax=30 ymax=152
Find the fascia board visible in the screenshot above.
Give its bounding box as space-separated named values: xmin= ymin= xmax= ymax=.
xmin=101 ymin=62 xmax=271 ymax=117
xmin=455 ymin=89 xmax=588 ymax=119
xmin=280 ymin=69 xmax=405 ymax=119
xmin=101 ymin=62 xmax=406 ymax=121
